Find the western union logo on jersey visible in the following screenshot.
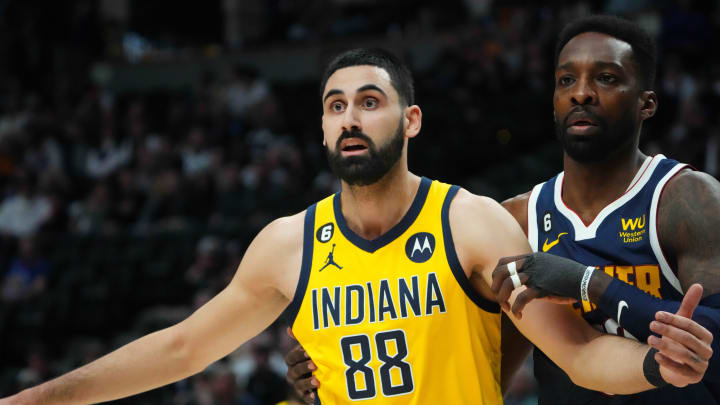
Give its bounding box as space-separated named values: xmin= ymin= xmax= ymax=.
xmin=310 ymin=273 xmax=447 ymax=330
xmin=619 ymin=214 xmax=646 ymax=243
xmin=621 ymin=215 xmax=645 ymax=231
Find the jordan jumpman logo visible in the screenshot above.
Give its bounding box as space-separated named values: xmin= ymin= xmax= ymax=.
xmin=319 ymin=244 xmax=343 ymax=271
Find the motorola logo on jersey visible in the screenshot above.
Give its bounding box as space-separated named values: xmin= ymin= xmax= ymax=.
xmin=405 ymin=232 xmax=435 ymax=263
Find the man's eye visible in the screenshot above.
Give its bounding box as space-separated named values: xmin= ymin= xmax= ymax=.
xmin=363 ymin=98 xmax=378 ymax=108
xmin=331 ymin=102 xmax=345 ymax=112
xmin=598 ymin=74 xmax=617 ymax=84
xmin=558 ymin=76 xmax=574 ymax=86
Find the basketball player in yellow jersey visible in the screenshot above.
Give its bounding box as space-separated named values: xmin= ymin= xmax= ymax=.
xmin=291 ymin=177 xmax=505 ymax=403
xmin=1 ymin=48 xmax=711 ymax=405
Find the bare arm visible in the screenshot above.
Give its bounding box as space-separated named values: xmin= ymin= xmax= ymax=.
xmin=6 ymin=214 xmax=304 ymax=405
xmin=659 ymin=170 xmax=720 ymax=295
xmin=452 ymin=190 xmax=656 ymax=394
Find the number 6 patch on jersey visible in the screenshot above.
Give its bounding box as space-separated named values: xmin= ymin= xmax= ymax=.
xmin=317 ymin=223 xmax=334 ymax=243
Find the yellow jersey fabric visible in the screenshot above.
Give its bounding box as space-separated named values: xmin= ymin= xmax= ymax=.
xmin=286 ymin=178 xmax=502 ymax=404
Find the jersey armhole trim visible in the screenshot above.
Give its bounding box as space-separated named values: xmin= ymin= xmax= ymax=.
xmin=441 ymin=185 xmax=501 ymax=313
xmin=286 ymin=204 xmax=317 ymax=327
xmin=649 ymin=164 xmax=688 ymax=294
xmin=527 ymin=183 xmax=544 ymax=252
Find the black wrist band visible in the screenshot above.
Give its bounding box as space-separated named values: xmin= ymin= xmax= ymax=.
xmin=643 ymin=348 xmax=667 ymax=388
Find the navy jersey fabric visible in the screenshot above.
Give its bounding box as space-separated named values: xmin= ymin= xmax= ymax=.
xmin=526 ymin=155 xmax=718 ymax=404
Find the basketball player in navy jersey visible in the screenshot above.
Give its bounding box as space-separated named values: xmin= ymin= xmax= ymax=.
xmin=486 ymin=15 xmax=720 ymax=405
xmin=286 ymin=16 xmax=720 ymax=404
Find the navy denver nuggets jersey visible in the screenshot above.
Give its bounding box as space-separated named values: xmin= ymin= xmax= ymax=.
xmin=527 ymin=154 xmax=717 ymax=404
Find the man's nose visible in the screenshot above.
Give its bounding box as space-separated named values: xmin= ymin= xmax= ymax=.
xmin=342 ymin=104 xmax=361 ymax=132
xmin=570 ymin=77 xmax=597 ymax=106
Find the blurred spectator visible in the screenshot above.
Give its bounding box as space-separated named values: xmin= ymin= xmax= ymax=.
xmin=181 ymin=126 xmax=214 ymax=175
xmin=135 ymin=166 xmax=208 ymax=232
xmin=224 ymin=66 xmax=270 ymax=137
xmin=0 ymin=171 xmax=53 ymax=237
xmin=85 ymin=126 xmax=132 ymax=179
xmin=185 ymin=235 xmax=225 ymax=289
xmin=15 ymin=345 xmax=51 ymax=390
xmin=1 ymin=235 xmax=50 ymax=302
xmin=68 ymin=182 xmax=115 ymax=234
xmin=110 ymin=168 xmax=145 ymax=227
xmin=242 ymin=344 xmax=288 ymax=405
xmin=211 ymin=163 xmax=255 ymax=226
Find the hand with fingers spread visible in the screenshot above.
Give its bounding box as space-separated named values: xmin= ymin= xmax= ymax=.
xmin=491 ymin=252 xmax=588 ymax=317
xmin=646 ymin=284 xmax=714 ymax=387
xmin=284 ymin=327 xmax=319 ymax=404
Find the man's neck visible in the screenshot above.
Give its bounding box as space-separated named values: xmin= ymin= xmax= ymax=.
xmin=561 ymin=148 xmax=648 ymax=223
xmin=339 ymin=167 xmax=421 ymax=240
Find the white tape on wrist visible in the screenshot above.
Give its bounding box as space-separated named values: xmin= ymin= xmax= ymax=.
xmin=507 ymin=261 xmax=521 ymax=289
xmin=580 ymin=266 xmax=595 ymax=303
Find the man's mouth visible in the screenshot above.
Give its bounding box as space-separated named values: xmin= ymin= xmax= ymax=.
xmin=566 ymin=112 xmax=600 ymax=135
xmin=570 ymin=120 xmax=596 ymax=127
xmin=340 ymin=139 xmax=369 ymax=155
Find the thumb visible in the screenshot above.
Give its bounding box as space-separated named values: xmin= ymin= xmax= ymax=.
xmin=676 ymin=283 xmax=703 ymax=318
xmin=286 ymin=326 xmax=297 ymax=341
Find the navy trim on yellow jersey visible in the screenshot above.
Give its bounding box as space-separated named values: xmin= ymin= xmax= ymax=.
xmin=333 ymin=176 xmax=432 ymax=253
xmin=441 ymin=185 xmax=501 ymax=313
xmin=286 ymin=204 xmax=317 ymax=327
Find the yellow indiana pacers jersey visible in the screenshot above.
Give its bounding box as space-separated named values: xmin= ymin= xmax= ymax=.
xmin=285 ymin=177 xmax=503 ymax=404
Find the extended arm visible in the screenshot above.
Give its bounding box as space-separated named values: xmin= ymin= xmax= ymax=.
xmin=4 ymin=215 xmax=303 ymax=405
xmin=496 ymin=171 xmax=720 ymax=380
xmin=451 ymin=190 xmax=700 ymax=394
xmin=588 ymin=171 xmax=720 ymax=378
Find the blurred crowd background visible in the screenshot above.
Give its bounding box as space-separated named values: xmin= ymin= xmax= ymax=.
xmin=0 ymin=0 xmax=718 ymax=404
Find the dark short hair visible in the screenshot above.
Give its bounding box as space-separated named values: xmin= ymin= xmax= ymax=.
xmin=555 ymin=15 xmax=657 ymax=90
xmin=320 ymin=48 xmax=415 ymax=106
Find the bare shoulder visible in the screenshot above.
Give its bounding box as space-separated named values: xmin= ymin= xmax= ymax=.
xmin=448 ymin=189 xmax=530 ymax=277
xmin=450 ymin=188 xmax=505 ymax=217
xmin=501 ymin=191 xmax=531 ymax=235
xmin=657 ymin=168 xmax=720 ymax=295
xmin=233 ymin=210 xmax=306 ymax=298
xmin=657 ymin=168 xmax=720 ymax=235
xmin=256 ymin=211 xmax=306 ymax=250
xmin=661 ymin=169 xmax=720 ymax=202
xmin=450 ymin=188 xmax=523 ymax=233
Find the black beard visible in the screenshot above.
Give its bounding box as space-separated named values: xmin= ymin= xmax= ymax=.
xmin=555 ymin=107 xmax=637 ymax=163
xmin=326 ymin=119 xmax=405 ymax=186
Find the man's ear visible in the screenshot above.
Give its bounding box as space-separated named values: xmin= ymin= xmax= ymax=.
xmin=404 ymin=105 xmax=422 ymax=139
xmin=640 ymin=91 xmax=658 ymax=121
